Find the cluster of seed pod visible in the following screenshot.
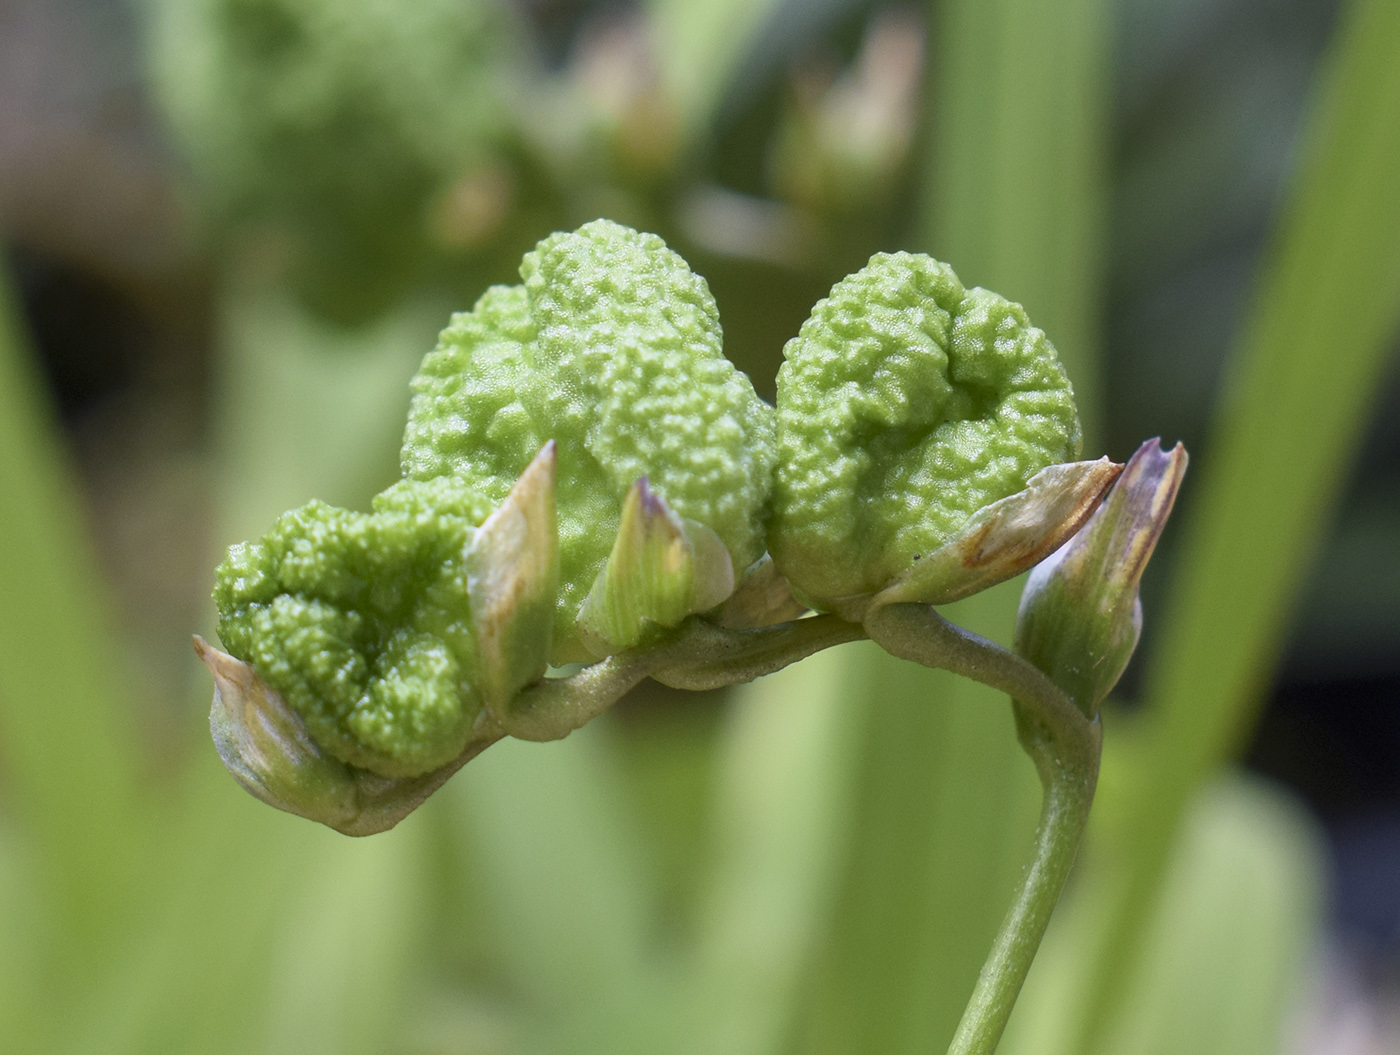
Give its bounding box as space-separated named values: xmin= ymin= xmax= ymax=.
xmin=202 ymin=219 xmax=1179 ymax=835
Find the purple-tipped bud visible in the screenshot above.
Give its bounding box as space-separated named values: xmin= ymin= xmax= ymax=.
xmin=1015 ymin=439 xmax=1188 ymax=717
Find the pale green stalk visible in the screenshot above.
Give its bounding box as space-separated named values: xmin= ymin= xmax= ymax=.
xmin=793 ymin=0 xmax=1110 ymax=1048
xmin=866 ymin=604 xmax=1101 ymax=1055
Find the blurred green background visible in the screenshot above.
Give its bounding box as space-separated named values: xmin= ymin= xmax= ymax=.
xmin=1 ymin=0 xmax=1399 ymax=1051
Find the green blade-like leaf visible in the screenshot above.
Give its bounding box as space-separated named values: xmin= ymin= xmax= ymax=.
xmin=1101 ymin=777 xmax=1323 ymax=1055
xmin=0 ymin=822 xmax=42 ymax=1049
xmin=1068 ymin=1 xmax=1400 ymax=1048
xmin=62 ymin=764 xmax=307 ymax=1055
xmin=213 ymin=282 xmax=437 ymax=541
xmin=644 ymin=0 xmax=786 ymax=144
xmin=263 ymin=822 xmax=425 ymax=1055
xmin=59 ymin=284 xmax=450 ymax=1055
xmin=444 ymin=718 xmax=659 ymax=1015
xmin=920 ymin=0 xmax=1109 ymax=445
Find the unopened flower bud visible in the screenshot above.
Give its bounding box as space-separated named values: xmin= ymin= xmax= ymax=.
xmin=1015 ymin=439 xmax=1188 ymax=717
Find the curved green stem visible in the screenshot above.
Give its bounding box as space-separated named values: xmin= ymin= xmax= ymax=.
xmin=865 ymin=602 xmax=1101 ymax=1055
xmin=502 ymin=613 xmax=865 ymax=741
xmin=649 ymin=613 xmax=866 ymax=691
xmin=507 ymin=595 xmax=1097 ymax=1055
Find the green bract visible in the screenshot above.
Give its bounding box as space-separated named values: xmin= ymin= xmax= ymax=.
xmin=402 ymin=219 xmax=777 ymax=660
xmin=214 ymin=477 xmax=494 ymax=778
xmin=769 ymin=253 xmax=1083 ymax=610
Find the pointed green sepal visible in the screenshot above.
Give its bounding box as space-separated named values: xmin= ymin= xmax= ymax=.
xmin=860 ymin=458 xmax=1123 ymax=621
xmin=1015 ymin=439 xmax=1187 ymax=716
xmin=577 ymin=478 xmax=736 ymax=653
xmin=197 ymin=636 xmax=499 ymax=836
xmin=466 ymin=441 xmax=560 ymax=713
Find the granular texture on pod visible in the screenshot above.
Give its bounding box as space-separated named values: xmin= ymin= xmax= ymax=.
xmin=402 ymin=219 xmax=776 ymax=660
xmin=770 ymin=253 xmax=1083 ymax=611
xmin=213 ymin=476 xmax=494 ymax=778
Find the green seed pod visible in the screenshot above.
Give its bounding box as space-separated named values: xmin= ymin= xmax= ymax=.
xmin=770 ymin=253 xmax=1084 ymax=614
xmin=213 ymin=475 xmax=497 ymax=779
xmin=402 ymin=219 xmax=777 ymax=660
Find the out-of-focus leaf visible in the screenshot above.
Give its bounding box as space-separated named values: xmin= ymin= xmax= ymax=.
xmin=66 ymin=656 xmax=423 ymax=1055
xmin=1104 ymin=776 xmax=1323 ymax=1055
xmin=1002 ymin=773 xmax=1323 ymax=1055
xmin=0 ymin=258 xmax=145 ymax=964
xmin=213 ymin=282 xmax=441 ymax=542
xmin=1069 ymin=0 xmax=1400 ymax=1048
xmin=0 ymin=822 xmax=42 ymax=1048
xmin=644 ymin=0 xmax=787 ymax=143
xmin=920 ymin=0 xmax=1110 ymax=445
xmin=264 ymin=819 xmax=425 ymax=1055
xmin=681 ymin=643 xmax=861 ymax=1055
xmin=57 ymin=280 xmax=450 ymax=1055
xmin=62 ymin=760 xmax=304 ymax=1055
xmin=444 ymin=719 xmax=658 ymax=1015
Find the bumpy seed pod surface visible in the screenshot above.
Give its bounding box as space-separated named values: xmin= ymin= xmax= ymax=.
xmin=213 ymin=477 xmax=494 ymax=778
xmin=402 ymin=219 xmax=776 ymax=661
xmin=771 ymin=253 xmax=1083 ymax=609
